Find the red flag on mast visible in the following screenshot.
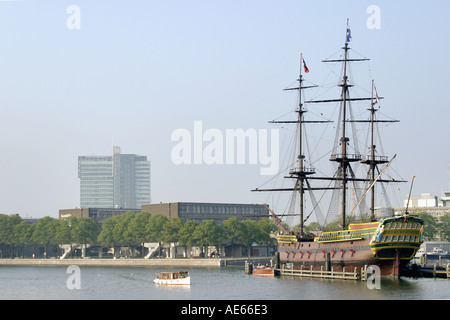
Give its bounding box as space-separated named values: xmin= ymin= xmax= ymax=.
xmin=374 ymin=84 xmax=380 ymax=104
xmin=302 ymin=58 xmax=309 ymax=73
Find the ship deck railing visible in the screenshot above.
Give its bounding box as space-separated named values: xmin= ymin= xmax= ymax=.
xmin=315 ymin=227 xmax=378 ymax=243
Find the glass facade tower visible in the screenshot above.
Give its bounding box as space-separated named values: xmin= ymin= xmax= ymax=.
xmin=78 ymin=146 xmax=151 ymax=209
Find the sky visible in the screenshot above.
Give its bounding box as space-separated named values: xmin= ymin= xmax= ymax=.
xmin=0 ymin=0 xmax=449 ymax=219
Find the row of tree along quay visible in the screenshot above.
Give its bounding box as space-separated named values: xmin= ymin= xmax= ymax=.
xmin=0 ymin=212 xmax=279 ymax=259
xmin=1 ymin=211 xmax=448 ymax=259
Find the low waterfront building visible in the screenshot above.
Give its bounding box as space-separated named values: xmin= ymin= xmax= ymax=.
xmin=59 ymin=202 xmax=270 ymax=225
xmin=140 ymin=202 xmax=269 ymax=224
xmin=59 ymin=207 xmax=141 ymax=224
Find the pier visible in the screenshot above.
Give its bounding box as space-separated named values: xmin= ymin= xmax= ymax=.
xmin=275 ymin=265 xmax=361 ymax=280
xmin=403 ymin=263 xmax=450 ymax=279
xmin=271 ymin=263 xmax=450 ymax=281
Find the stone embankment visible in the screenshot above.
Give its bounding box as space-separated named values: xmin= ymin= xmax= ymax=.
xmin=0 ymin=257 xmax=273 ymax=268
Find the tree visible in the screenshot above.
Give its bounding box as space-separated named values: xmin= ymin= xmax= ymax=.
xmin=72 ymin=217 xmax=100 ymax=257
xmin=192 ymin=220 xmax=220 ymax=257
xmin=98 ymin=215 xmax=120 ymax=248
xmin=0 ymin=215 xmax=9 ymax=257
xmin=162 ymin=217 xmax=184 ymax=257
xmin=255 ymin=218 xmax=278 ymax=251
xmin=55 ymin=216 xmax=80 ymax=258
xmin=12 ymin=220 xmax=31 ymax=258
xmin=221 ymin=217 xmax=244 ymax=257
xmin=178 ymin=220 xmax=198 ymax=257
xmin=146 ymin=214 xmax=169 ymax=257
xmin=128 ymin=211 xmax=151 ymax=257
xmin=304 ymin=222 xmax=322 ymax=234
xmin=32 ymin=216 xmax=59 ymax=258
xmin=241 ymin=220 xmax=259 ymax=257
xmin=113 ymin=211 xmax=137 ymax=248
xmin=0 ymin=214 xmax=22 ymax=258
xmin=438 ymin=212 xmax=450 ymax=241
xmin=417 ymin=212 xmax=439 ymax=240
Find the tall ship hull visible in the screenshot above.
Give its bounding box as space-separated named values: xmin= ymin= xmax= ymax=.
xmin=276 ymin=216 xmax=424 ymax=277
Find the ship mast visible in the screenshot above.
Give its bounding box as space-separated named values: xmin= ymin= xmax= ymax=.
xmin=339 ymin=20 xmax=351 ymax=229
xmin=328 ymin=18 xmax=362 ymax=229
xmin=360 ymin=79 xmax=400 ymax=221
xmin=297 ymin=54 xmax=306 ymax=237
xmin=369 ymin=80 xmax=377 ymax=220
xmin=368 ymin=79 xmax=379 ymax=221
xmin=253 ymin=53 xmax=323 ymax=237
xmin=279 ymin=53 xmax=319 ymax=237
xmin=296 ymin=53 xmax=313 ymax=237
xmin=253 ymin=19 xmax=404 ymax=234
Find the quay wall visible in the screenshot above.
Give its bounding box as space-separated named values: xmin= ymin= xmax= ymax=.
xmin=0 ymin=257 xmax=273 ymax=268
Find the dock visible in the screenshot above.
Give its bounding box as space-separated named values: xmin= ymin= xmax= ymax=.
xmin=275 ymin=265 xmax=361 ymax=280
xmin=271 ymin=263 xmax=450 ymax=281
xmin=403 ymin=263 xmax=450 ymax=279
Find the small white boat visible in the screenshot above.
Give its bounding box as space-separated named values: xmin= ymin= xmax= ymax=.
xmin=154 ymin=271 xmax=190 ymax=286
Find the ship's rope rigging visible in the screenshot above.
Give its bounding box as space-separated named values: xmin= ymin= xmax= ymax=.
xmin=253 ymin=42 xmax=408 ymax=230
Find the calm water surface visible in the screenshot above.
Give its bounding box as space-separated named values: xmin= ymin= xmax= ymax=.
xmin=0 ymin=265 xmax=448 ymax=300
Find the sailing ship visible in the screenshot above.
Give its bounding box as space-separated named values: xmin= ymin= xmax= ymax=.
xmin=253 ymin=20 xmax=424 ymax=278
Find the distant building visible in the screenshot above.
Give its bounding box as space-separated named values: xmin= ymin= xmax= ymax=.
xmin=78 ymin=146 xmax=150 ymax=209
xmin=404 ymin=193 xmax=438 ymax=208
xmin=141 ymin=202 xmax=269 ymax=224
xmin=59 ymin=207 xmax=141 ymax=224
xmin=439 ymin=191 xmax=450 ymax=207
xmin=399 ymin=192 xmax=450 ymax=218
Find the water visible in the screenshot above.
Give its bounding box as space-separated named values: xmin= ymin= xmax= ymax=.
xmin=0 ymin=265 xmax=448 ymax=300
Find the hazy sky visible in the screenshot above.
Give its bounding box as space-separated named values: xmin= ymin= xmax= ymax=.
xmin=0 ymin=0 xmax=449 ymax=219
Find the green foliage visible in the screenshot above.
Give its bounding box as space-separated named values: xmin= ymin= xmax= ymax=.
xmin=0 ymin=212 xmax=280 ymax=258
xmin=73 ymin=217 xmax=100 ymax=246
xmin=255 ymin=218 xmax=278 ymax=246
xmin=439 ymin=213 xmax=450 ymax=241
xmin=146 ymin=214 xmax=169 ymax=243
xmin=178 ymin=220 xmax=198 ymax=249
xmin=2 ymin=210 xmax=449 ymax=259
xmin=221 ymin=216 xmax=243 ymax=245
xmin=97 ymin=215 xmax=119 ymax=247
xmin=192 ymin=220 xmax=221 ymax=248
xmin=416 ymin=212 xmax=440 ymax=240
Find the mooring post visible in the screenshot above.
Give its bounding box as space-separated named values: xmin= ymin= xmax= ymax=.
xmin=325 ymin=252 xmax=331 ymax=272
xmin=245 ymin=261 xmax=253 ymax=275
xmin=362 ymin=265 xmax=367 ymax=281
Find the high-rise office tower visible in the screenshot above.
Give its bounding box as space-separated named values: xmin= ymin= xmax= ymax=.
xmin=78 ymin=146 xmax=151 ymax=209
